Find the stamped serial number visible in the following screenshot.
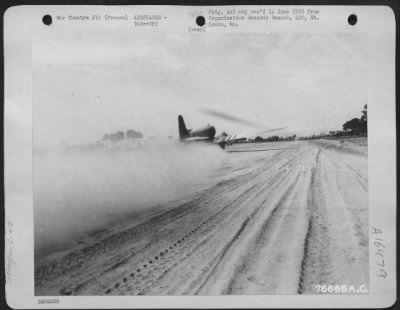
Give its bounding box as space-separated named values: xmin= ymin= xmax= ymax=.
xmin=315 ymin=284 xmax=369 ymax=294
xmin=38 ymin=298 xmax=60 ymax=304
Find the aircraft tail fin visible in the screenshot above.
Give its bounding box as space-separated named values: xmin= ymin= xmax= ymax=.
xmin=178 ymin=115 xmax=189 ymax=140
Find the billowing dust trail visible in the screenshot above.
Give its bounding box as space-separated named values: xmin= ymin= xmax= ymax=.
xmin=35 ymin=140 xmax=368 ymax=295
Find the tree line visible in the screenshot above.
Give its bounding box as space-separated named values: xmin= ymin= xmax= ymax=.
xmin=298 ymin=104 xmax=367 ymax=140
xmin=102 ymin=129 xmax=144 ymax=143
xmin=251 ymin=135 xmax=297 ymax=143
xmin=342 ymin=104 xmax=367 ymax=135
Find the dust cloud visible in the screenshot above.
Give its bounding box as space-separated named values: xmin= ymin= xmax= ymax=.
xmin=34 ymin=142 xmax=225 ymax=258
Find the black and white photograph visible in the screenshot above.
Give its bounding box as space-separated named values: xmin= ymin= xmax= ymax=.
xmin=32 ymin=28 xmax=370 ymax=296
xmin=4 ymin=5 xmax=396 ymax=308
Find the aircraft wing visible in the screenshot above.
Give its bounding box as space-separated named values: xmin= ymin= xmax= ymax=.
xmin=184 ymin=137 xmax=211 ymax=141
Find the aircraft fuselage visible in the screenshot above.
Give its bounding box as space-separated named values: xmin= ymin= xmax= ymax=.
xmin=189 ymin=125 xmax=216 ymax=140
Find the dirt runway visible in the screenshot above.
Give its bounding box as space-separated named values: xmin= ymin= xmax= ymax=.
xmin=35 ymin=139 xmax=368 ymax=295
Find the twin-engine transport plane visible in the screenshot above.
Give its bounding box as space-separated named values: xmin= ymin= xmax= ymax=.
xmin=178 ymin=115 xmax=287 ymax=149
xmin=178 ymin=115 xmax=228 ymax=148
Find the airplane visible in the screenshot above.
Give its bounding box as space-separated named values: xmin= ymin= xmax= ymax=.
xmin=178 ymin=115 xmax=216 ymax=141
xmin=178 ymin=115 xmax=229 ymax=148
xmin=178 ymin=115 xmax=286 ymax=149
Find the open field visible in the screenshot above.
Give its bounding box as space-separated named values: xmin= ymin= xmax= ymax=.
xmin=35 ymin=139 xmax=368 ymax=295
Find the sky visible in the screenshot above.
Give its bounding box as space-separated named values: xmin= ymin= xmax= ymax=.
xmin=33 ymin=29 xmax=367 ymax=147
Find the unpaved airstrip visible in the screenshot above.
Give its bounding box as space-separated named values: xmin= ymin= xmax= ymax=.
xmin=35 ymin=138 xmax=368 ymax=295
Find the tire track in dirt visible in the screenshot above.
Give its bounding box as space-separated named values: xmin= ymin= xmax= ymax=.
xmin=189 ymin=169 xmax=305 ymax=295
xmin=107 ymin=185 xmax=259 ymax=296
xmin=102 ymin=152 xmax=300 ymax=295
xmin=206 ymin=148 xmax=316 ymax=295
xmin=161 ymin=150 xmax=311 ymax=295
xmin=219 ymin=172 xmax=305 ymax=294
xmin=42 ymin=148 xmax=302 ymax=296
xmin=298 ymin=146 xmax=369 ymax=294
xmin=297 ymin=148 xmax=331 ymax=294
xmin=344 ymin=163 xmax=368 ymax=191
